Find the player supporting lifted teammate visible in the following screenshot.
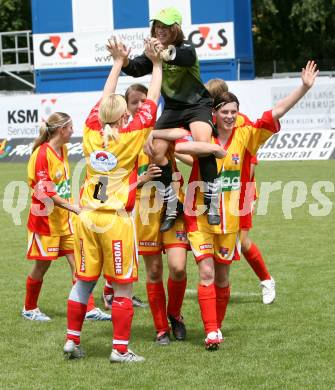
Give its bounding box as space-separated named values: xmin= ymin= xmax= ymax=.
xmin=176 ymin=61 xmax=319 ymax=350
xmin=124 ymin=84 xmax=189 ymax=344
xmin=63 ymin=38 xmax=164 ymax=363
xmin=206 ymin=78 xmax=276 ymax=304
xmin=121 ymin=7 xmax=221 ymax=232
xmin=23 ymin=114 xmax=110 ymax=322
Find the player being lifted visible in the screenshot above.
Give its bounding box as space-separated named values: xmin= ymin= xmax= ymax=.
xmin=121 ymin=7 xmax=221 ymax=232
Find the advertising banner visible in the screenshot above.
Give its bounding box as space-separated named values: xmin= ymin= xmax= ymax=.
xmin=32 ymin=23 xmax=235 ymax=69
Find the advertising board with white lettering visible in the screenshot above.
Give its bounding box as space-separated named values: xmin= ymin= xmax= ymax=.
xmin=32 ymin=23 xmax=235 ymax=70
xmin=1 ymin=77 xmax=334 ymax=161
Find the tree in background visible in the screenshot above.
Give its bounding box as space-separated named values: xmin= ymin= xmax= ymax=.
xmin=253 ymin=0 xmax=335 ymax=75
xmin=0 ymin=0 xmax=31 ymax=31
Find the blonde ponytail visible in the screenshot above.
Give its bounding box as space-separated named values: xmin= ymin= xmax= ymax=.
xmin=103 ymin=123 xmax=120 ymax=147
xmin=32 ymin=112 xmax=71 ymax=153
xmin=99 ymin=94 xmax=127 ymax=148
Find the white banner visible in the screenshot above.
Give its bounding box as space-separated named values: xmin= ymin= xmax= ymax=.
xmin=257 ymin=130 xmax=335 ymax=160
xmin=32 ymin=23 xmax=235 ymax=69
xmin=1 ymin=77 xmax=334 ymax=161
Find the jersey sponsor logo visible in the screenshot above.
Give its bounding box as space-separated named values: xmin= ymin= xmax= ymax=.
xmin=79 ymin=239 xmax=85 ymax=272
xmin=47 ymin=246 xmax=59 ymax=252
xmin=113 ymin=240 xmax=123 ymax=275
xmin=56 ymin=179 xmax=71 ymax=199
xmin=232 ymin=153 xmax=240 ymax=165
xmin=220 ymin=170 xmax=240 ymax=192
xmin=90 ymin=150 xmax=118 ymax=172
xmin=176 ymin=231 xmax=187 ymax=241
xmin=199 ymin=243 xmax=213 ymax=251
xmin=139 ymin=240 xmax=160 ymax=247
xmin=219 ymin=247 xmax=229 ymax=257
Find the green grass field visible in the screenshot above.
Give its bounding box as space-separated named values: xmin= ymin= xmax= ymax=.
xmin=0 ymin=161 xmax=334 ymax=389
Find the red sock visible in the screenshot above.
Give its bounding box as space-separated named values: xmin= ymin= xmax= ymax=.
xmin=215 ymin=285 xmax=230 ymax=329
xmin=198 ymin=284 xmax=217 ymax=334
xmin=104 ymin=283 xmax=114 ymax=296
xmin=24 ymin=276 xmax=43 ymax=310
xmin=243 ymin=243 xmax=271 ymax=281
xmin=86 ymin=294 xmax=95 ymax=312
xmin=66 ymin=299 xmax=87 ymax=345
xmin=146 ymin=282 xmax=169 ymax=333
xmin=112 ymin=297 xmax=133 ymax=353
xmin=167 ymin=277 xmax=187 ymax=319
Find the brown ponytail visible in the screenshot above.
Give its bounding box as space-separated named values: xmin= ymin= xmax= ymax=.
xmin=32 ymin=112 xmax=71 ymax=153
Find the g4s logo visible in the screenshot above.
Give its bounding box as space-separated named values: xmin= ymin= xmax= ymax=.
xmin=40 ymin=36 xmax=78 ymax=58
xmin=188 ymin=27 xmax=228 ymax=50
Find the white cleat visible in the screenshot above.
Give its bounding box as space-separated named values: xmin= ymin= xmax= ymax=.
xmin=260 ymin=277 xmax=276 ymax=304
xmin=63 ymin=340 xmax=85 ymax=360
xmin=22 ymin=307 xmax=51 ymax=321
xmin=217 ymin=329 xmax=225 ymax=343
xmin=110 ymin=349 xmax=145 ymax=363
xmin=85 ymin=307 xmax=111 ymax=321
xmin=205 ymin=331 xmax=220 ymax=351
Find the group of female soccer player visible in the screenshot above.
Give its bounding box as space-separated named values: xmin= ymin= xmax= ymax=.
xmin=23 ymin=7 xmax=319 ymax=362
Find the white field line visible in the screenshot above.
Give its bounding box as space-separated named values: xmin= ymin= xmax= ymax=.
xmin=185 ymin=289 xmax=259 ymax=297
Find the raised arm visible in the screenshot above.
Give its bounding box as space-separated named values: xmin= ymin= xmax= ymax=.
xmin=272 ymin=61 xmax=319 ymax=121
xmin=103 ymin=37 xmax=130 ymax=99
xmin=144 ymin=39 xmax=163 ymax=104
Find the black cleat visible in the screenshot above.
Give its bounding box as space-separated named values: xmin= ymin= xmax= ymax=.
xmin=160 ymin=215 xmax=177 ymax=232
xmin=169 ymin=315 xmax=186 ymax=341
xmin=207 ymin=214 xmax=221 ymax=225
xmin=155 ymin=331 xmax=170 ymax=346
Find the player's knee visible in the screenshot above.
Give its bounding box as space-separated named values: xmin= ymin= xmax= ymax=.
xmin=169 ymin=268 xmax=186 ymax=281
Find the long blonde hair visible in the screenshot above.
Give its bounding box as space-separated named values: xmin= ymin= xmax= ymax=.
xmin=98 ymin=94 xmax=127 ymax=147
xmin=32 ymin=112 xmax=71 ymax=152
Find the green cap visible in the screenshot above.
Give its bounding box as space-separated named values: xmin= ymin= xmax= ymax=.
xmin=151 ymin=7 xmax=182 ymax=26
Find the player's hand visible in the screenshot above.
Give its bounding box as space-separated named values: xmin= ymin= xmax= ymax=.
xmin=145 ymin=164 xmax=162 ymax=180
xmin=213 ymin=145 xmax=226 ymax=159
xmin=144 ymin=38 xmax=162 ymax=64
xmin=150 ymin=38 xmax=164 ymax=53
xmin=301 ymin=60 xmax=319 ymax=89
xmin=143 ymin=131 xmax=155 ymax=157
xmin=106 ymin=36 xmax=131 ymax=63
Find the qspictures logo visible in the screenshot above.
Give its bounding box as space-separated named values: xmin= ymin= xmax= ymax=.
xmin=0 ymin=139 xmax=12 ymax=159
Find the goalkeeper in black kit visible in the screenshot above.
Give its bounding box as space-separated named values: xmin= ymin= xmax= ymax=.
xmin=121 ymin=7 xmax=219 ymax=232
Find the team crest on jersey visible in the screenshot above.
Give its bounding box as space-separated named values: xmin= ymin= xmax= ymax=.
xmin=232 ymin=154 xmax=240 ymax=165
xmin=55 ymin=170 xmax=62 ymax=179
xmin=90 ymin=150 xmax=118 ymax=172
xmin=176 ymin=231 xmax=187 ymax=241
xmin=219 ymin=247 xmax=229 ymax=257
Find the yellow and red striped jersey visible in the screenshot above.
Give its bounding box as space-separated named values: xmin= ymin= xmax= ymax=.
xmin=184 ymin=110 xmax=280 ymax=234
xmin=27 ymin=143 xmax=73 ymax=236
xmin=80 ymin=99 xmax=157 ymax=211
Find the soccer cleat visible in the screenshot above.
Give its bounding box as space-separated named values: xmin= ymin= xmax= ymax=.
xmin=110 ymin=349 xmax=145 ymax=363
xmin=217 ymin=329 xmax=225 ymax=343
xmin=260 ymin=277 xmax=276 ymax=305
xmin=22 ymin=307 xmax=51 ymax=322
xmin=63 ymin=340 xmax=85 ymax=360
xmin=205 ymin=331 xmax=220 ymax=351
xmin=132 ymin=295 xmax=148 ymax=308
xmin=155 ymin=331 xmax=170 ymax=346
xmin=85 ymin=307 xmax=111 ymax=321
xmin=168 ymin=315 xmax=186 ymax=341
xmin=102 ymin=293 xmax=113 ymax=310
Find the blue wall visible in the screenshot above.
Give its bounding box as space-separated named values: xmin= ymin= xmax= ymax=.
xmin=31 ymin=0 xmax=254 ymax=93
